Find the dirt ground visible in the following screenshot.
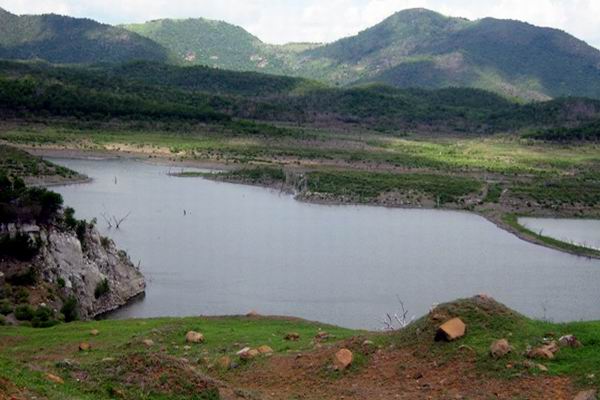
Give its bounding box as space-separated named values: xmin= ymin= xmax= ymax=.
xmin=221 ymin=340 xmax=576 ymax=400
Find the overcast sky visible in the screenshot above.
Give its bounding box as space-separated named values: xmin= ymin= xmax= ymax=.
xmin=1 ymin=0 xmax=599 ymax=49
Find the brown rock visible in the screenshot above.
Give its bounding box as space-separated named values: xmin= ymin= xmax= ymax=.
xmin=217 ymin=356 xmax=232 ymax=370
xmin=142 ymin=339 xmax=154 ymax=347
xmin=333 ymin=348 xmax=353 ymax=370
xmin=90 ymin=329 xmax=99 ymax=336
xmin=239 ymin=349 xmax=260 ymax=360
xmin=436 ymin=318 xmax=466 ymax=341
xmin=46 ymin=373 xmax=64 ymax=384
xmin=573 ymin=390 xmax=597 ymax=400
xmin=257 ymin=345 xmax=273 ymax=354
xmin=490 ymin=339 xmax=512 ymax=359
xmin=78 ymin=342 xmax=91 ymax=352
xmin=284 ymin=332 xmax=300 ymax=341
xmin=527 ymin=347 xmax=555 ymax=360
xmin=537 ymin=364 xmax=549 ymax=372
xmin=185 ymin=331 xmax=204 ymax=344
xmin=315 ymin=331 xmax=329 ymax=341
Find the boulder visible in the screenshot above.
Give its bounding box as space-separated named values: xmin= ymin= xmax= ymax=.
xmin=78 ymin=342 xmax=91 ymax=352
xmin=46 ymin=373 xmax=64 ymax=384
xmin=527 ymin=342 xmax=559 ymax=360
xmin=285 ymin=332 xmax=300 ymax=341
xmin=142 ymin=339 xmax=154 ymax=347
xmin=257 ymin=345 xmax=274 ymax=354
xmin=490 ymin=339 xmax=512 ymax=359
xmin=236 ymin=347 xmax=251 ymax=355
xmin=436 ymin=318 xmax=466 ymax=341
xmin=559 ymin=335 xmax=583 ymax=348
xmin=315 ymin=331 xmax=329 ymax=341
xmin=239 ymin=349 xmax=260 ymax=360
xmin=573 ymin=390 xmax=597 ymax=400
xmin=185 ymin=331 xmax=204 ymax=344
xmin=333 ymin=348 xmax=353 ymax=370
xmin=90 ymin=329 xmax=100 ymax=336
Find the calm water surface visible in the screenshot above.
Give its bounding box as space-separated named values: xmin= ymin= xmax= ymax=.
xmin=520 ymin=217 xmax=600 ymax=250
xmin=51 ymin=158 xmax=600 ymax=329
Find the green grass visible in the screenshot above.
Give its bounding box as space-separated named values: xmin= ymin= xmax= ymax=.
xmin=306 ymin=170 xmax=482 ymax=204
xmin=0 ymin=316 xmax=357 ymax=399
xmin=1 ymin=299 xmax=599 ymax=398
xmin=393 ymin=298 xmax=600 ymax=388
xmin=502 ymin=214 xmax=600 ymax=258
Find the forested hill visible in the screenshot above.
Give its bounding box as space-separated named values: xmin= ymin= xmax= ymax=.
xmin=0 ymin=7 xmax=169 ymax=64
xmin=1 ymin=60 xmax=600 ymax=138
xmin=123 ymin=8 xmax=600 ymax=100
xmin=2 ymin=7 xmax=600 ymax=100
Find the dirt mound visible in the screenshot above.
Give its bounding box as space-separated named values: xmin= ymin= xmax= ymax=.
xmin=88 ymin=352 xmax=220 ymax=399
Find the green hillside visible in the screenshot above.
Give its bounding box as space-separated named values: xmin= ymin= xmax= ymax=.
xmin=122 ymin=18 xmax=288 ymax=73
xmin=0 ymin=8 xmax=169 ymax=64
xmin=1 ymin=60 xmax=600 ymax=135
xmin=122 ymin=8 xmax=600 ymax=100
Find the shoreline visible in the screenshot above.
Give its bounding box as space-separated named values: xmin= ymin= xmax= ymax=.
xmin=27 ymin=145 xmax=600 ymax=260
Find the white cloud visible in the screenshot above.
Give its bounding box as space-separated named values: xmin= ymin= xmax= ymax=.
xmin=0 ymin=0 xmax=598 ymax=48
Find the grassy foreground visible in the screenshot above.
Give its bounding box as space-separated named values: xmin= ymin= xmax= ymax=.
xmin=0 ymin=297 xmax=599 ymax=399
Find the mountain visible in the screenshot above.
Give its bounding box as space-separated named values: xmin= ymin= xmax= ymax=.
xmin=0 ymin=7 xmax=169 ymax=64
xmin=301 ymin=9 xmax=600 ymax=100
xmin=122 ymin=18 xmax=299 ymax=73
xmin=1 ymin=6 xmax=600 ymax=100
xmin=123 ymin=8 xmax=600 ymax=100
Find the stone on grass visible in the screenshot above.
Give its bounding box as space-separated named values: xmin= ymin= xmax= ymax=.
xmin=239 ymin=349 xmax=260 ymax=361
xmin=333 ymin=348 xmax=353 ymax=370
xmin=217 ymin=356 xmax=232 ymax=370
xmin=78 ymin=342 xmax=91 ymax=352
xmin=559 ymin=335 xmax=583 ymax=348
xmin=315 ymin=331 xmax=329 ymax=341
xmin=90 ymin=329 xmax=99 ymax=336
xmin=236 ymin=347 xmax=251 ymax=355
xmin=527 ymin=342 xmax=559 ymax=360
xmin=285 ymin=332 xmax=300 ymax=341
xmin=537 ymin=364 xmax=548 ymax=372
xmin=490 ymin=339 xmax=512 ymax=359
xmin=46 ymin=373 xmax=64 ymax=384
xmin=185 ymin=331 xmax=204 ymax=344
xmin=573 ymin=390 xmax=597 ymax=400
xmin=436 ymin=318 xmax=466 ymax=341
xmin=142 ymin=339 xmax=154 ymax=347
xmin=257 ymin=345 xmax=273 ymax=354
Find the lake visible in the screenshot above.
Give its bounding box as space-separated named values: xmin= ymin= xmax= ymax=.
xmin=51 ymin=157 xmax=600 ymax=329
xmin=520 ymin=217 xmax=600 ymax=250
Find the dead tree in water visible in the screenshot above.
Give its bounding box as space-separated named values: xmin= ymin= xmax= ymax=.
xmin=100 ymin=211 xmax=131 ymax=229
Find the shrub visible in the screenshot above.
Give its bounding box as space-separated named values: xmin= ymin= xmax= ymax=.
xmin=31 ymin=306 xmax=59 ymax=328
xmin=0 ymin=300 xmax=13 ymax=315
xmin=95 ymin=279 xmax=110 ymax=299
xmin=63 ymin=207 xmax=77 ymax=229
xmin=57 ymin=277 xmax=66 ymax=288
xmin=6 ymin=267 xmax=37 ymax=286
xmin=0 ymin=315 xmax=5 ymax=325
xmin=0 ymin=233 xmax=40 ymax=261
xmin=61 ymin=296 xmax=78 ymax=322
xmin=13 ymin=287 xmax=29 ymax=303
xmin=14 ymin=304 xmax=35 ymax=321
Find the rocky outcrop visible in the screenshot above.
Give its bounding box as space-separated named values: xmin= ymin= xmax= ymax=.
xmin=1 ymin=222 xmax=145 ymax=319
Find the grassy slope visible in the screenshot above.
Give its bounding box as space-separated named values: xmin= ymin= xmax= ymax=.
xmin=0 ymin=316 xmax=356 ymax=399
xmin=0 ymin=298 xmax=598 ymax=398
